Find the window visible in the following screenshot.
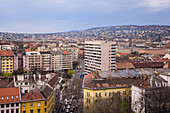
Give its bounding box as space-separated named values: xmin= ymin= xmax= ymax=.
xmin=6 ymin=110 xmax=9 ymax=113
xmin=6 ymin=104 xmax=9 ymax=107
xmin=16 ymin=109 xmax=19 ymax=113
xmin=123 ymin=91 xmax=126 ymax=95
xmin=99 ymin=93 xmax=101 ymax=97
xmin=1 ymin=104 xmax=4 ymax=108
xmin=11 ymin=109 xmax=14 ymax=113
xmin=45 ymin=108 xmax=47 ymax=112
xmin=16 ymin=103 xmax=19 ymax=106
xmin=23 ymin=104 xmax=26 ymax=108
xmin=45 ymin=101 xmax=47 ymax=106
xmin=105 ymin=92 xmax=107 ymax=96
xmin=23 ymin=111 xmax=26 ymax=113
xmin=16 ymin=95 xmax=18 ymax=99
xmin=38 ymin=102 xmax=40 ymax=107
xmin=7 ymin=96 xmax=9 ymax=100
xmin=11 ymin=103 xmax=14 ymax=107
xmin=2 ymin=97 xmax=4 ymax=100
xmin=30 ymin=110 xmax=33 ymax=113
xmin=11 ymin=96 xmax=14 ymax=99
xmin=95 ymin=93 xmax=98 ymax=97
xmin=37 ymin=109 xmax=41 ymax=113
xmin=30 ymin=103 xmax=33 ymax=107
xmin=1 ymin=110 xmax=4 ymax=113
xmin=109 ymin=92 xmax=111 ymax=96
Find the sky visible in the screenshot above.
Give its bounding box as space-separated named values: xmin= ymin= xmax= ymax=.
xmin=0 ymin=0 xmax=170 ymax=33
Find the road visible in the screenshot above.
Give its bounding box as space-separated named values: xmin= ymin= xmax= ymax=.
xmin=58 ymin=58 xmax=84 ymax=113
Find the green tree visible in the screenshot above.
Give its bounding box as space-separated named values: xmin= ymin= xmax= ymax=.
xmin=67 ymin=70 xmax=75 ymax=75
xmin=3 ymin=73 xmax=13 ymax=77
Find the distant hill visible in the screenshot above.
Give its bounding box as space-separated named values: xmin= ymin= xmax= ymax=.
xmin=0 ymin=25 xmax=170 ymax=40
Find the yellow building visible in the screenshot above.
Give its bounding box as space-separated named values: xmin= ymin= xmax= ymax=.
xmin=0 ymin=50 xmax=14 ymax=73
xmin=21 ymin=86 xmax=53 ymax=113
xmin=83 ymin=72 xmax=140 ymax=106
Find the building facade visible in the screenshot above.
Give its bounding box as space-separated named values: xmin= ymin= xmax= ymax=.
xmin=84 ymin=40 xmax=116 ymax=75
xmin=0 ymin=50 xmax=14 ymax=73
xmin=0 ymin=87 xmax=21 ymax=113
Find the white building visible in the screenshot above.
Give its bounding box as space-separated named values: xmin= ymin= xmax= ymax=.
xmin=131 ymin=75 xmax=169 ymax=113
xmin=84 ymin=40 xmax=116 ymax=75
xmin=0 ymin=43 xmax=11 ymax=50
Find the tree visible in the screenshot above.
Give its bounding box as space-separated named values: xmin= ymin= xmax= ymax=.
xmin=3 ymin=73 xmax=13 ymax=77
xmin=73 ymin=61 xmax=79 ymax=69
xmin=67 ymin=70 xmax=75 ymax=75
xmin=140 ymin=87 xmax=170 ymax=113
xmin=84 ymin=92 xmax=132 ymax=113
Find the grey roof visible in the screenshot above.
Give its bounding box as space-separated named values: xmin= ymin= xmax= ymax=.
xmin=98 ymin=71 xmax=120 ymax=78
xmin=51 ymin=51 xmax=62 ymax=55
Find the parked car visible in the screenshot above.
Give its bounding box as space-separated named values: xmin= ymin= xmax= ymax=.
xmin=66 ymin=109 xmax=69 ymax=113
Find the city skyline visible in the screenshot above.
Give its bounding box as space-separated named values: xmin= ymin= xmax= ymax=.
xmin=0 ymin=0 xmax=170 ymax=33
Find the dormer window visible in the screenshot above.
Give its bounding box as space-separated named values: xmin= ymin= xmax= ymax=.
xmin=1 ymin=97 xmax=4 ymax=100
xmin=11 ymin=96 xmax=14 ymax=99
xmin=7 ymin=96 xmax=9 ymax=100
xmin=16 ymin=96 xmax=18 ymax=99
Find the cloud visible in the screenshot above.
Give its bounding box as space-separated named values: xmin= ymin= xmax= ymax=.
xmin=136 ymin=0 xmax=170 ymax=12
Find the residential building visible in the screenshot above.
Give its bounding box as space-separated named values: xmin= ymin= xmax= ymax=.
xmin=84 ymin=40 xmax=116 ymax=75
xmin=40 ymin=51 xmax=51 ymax=72
xmin=0 ymin=87 xmax=21 ymax=113
xmin=13 ymin=75 xmax=36 ymax=94
xmin=0 ymin=50 xmax=14 ymax=73
xmin=21 ymin=86 xmax=53 ymax=113
xmin=57 ymin=46 xmax=78 ymax=61
xmin=24 ymin=52 xmax=41 ymax=74
xmin=0 ymin=43 xmax=11 ymax=50
xmin=131 ymin=75 xmax=169 ymax=113
xmin=51 ymin=51 xmax=72 ymax=71
xmin=83 ymin=72 xmax=140 ymax=106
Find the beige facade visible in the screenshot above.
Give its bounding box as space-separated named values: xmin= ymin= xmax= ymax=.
xmin=51 ymin=51 xmax=72 ymax=71
xmin=57 ymin=46 xmax=78 ymax=61
xmin=84 ymin=40 xmax=116 ymax=75
xmin=25 ymin=52 xmax=42 ymax=73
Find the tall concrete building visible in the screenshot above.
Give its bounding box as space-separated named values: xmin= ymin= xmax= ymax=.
xmin=84 ymin=40 xmax=116 ymax=75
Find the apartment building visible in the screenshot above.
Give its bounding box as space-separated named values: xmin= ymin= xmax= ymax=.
xmin=57 ymin=46 xmax=78 ymax=61
xmin=84 ymin=40 xmax=116 ymax=75
xmin=51 ymin=51 xmax=72 ymax=71
xmin=0 ymin=50 xmax=14 ymax=73
xmin=0 ymin=87 xmax=21 ymax=113
xmin=40 ymin=51 xmax=51 ymax=71
xmin=0 ymin=43 xmax=11 ymax=50
xmin=24 ymin=52 xmax=41 ymax=73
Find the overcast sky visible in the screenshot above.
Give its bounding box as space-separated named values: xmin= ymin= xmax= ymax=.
xmin=0 ymin=0 xmax=170 ymax=33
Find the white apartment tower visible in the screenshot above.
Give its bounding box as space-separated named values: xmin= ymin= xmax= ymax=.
xmin=84 ymin=40 xmax=116 ymax=75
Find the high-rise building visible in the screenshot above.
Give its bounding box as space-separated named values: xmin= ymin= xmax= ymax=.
xmin=84 ymin=40 xmax=116 ymax=75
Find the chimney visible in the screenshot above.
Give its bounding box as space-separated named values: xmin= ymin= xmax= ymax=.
xmin=126 ymin=68 xmax=130 ymax=74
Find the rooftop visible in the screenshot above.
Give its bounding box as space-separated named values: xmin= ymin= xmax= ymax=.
xmin=0 ymin=50 xmax=14 ymax=56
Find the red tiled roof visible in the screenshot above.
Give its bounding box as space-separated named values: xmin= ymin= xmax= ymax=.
xmin=22 ymin=92 xmax=44 ymax=101
xmin=84 ymin=72 xmax=100 ymax=79
xmin=25 ymin=49 xmax=31 ymax=52
xmin=156 ymin=59 xmax=169 ymax=62
xmin=62 ymin=51 xmax=71 ymax=54
xmin=0 ymin=87 xmax=20 ymax=103
xmin=0 ymin=50 xmax=14 ymax=56
xmin=119 ymin=53 xmax=130 ymax=55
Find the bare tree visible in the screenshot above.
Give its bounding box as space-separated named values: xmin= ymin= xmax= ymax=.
xmin=84 ymin=92 xmax=132 ymax=113
xmin=140 ymin=87 xmax=170 ymax=113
